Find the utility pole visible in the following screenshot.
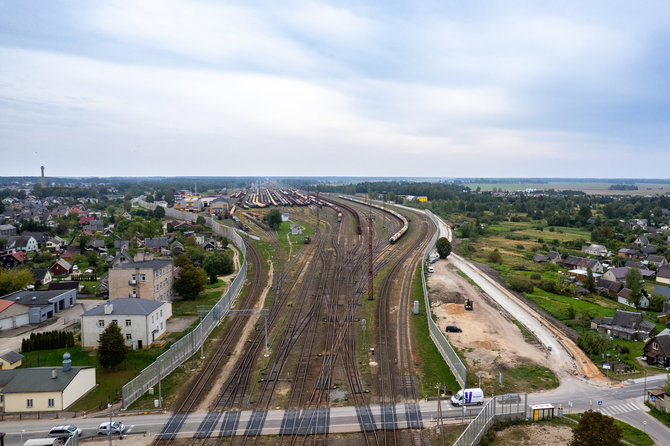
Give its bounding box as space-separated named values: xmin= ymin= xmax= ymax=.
xmin=367 ymin=210 xmax=373 ymax=300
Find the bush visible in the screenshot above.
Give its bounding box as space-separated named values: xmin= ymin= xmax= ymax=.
xmin=516 ymin=244 xmax=525 ymax=250
xmin=487 ymin=249 xmax=503 ymax=264
xmin=539 ymin=279 xmax=557 ymax=293
xmin=530 ymin=273 xmax=542 ymax=281
xmin=507 ymin=276 xmax=534 ymax=293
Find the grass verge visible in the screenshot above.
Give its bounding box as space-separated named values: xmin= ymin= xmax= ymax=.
xmin=411 ymin=265 xmax=460 ymax=396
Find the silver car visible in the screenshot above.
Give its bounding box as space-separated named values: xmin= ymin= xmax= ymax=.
xmin=48 ymin=425 xmax=81 ymax=438
xmin=97 ymin=421 xmax=126 ymax=435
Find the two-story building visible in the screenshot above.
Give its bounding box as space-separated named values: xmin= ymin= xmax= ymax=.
xmin=4 ymin=235 xmax=38 ymax=253
xmin=81 ymin=298 xmax=172 ymax=350
xmin=108 ymin=258 xmax=174 ymax=301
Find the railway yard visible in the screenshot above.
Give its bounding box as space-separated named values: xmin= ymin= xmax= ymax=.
xmin=154 ymin=192 xmax=436 ymax=445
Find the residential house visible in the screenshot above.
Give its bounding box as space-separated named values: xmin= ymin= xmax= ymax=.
xmin=201 ymin=240 xmax=217 ymax=251
xmin=618 ymin=248 xmax=640 ymax=259
xmin=653 ymin=286 xmax=670 ymax=302
xmin=24 ymin=232 xmax=49 ymax=245
xmin=641 ymin=245 xmax=658 ymax=256
xmin=31 ymin=268 xmax=52 ymax=286
xmin=617 ymin=288 xmax=650 ymax=309
xmin=0 ymin=252 xmax=27 ymax=269
xmin=634 ymin=236 xmax=650 ymax=246
xmin=87 ymin=239 xmax=106 ymax=255
xmin=81 ymin=298 xmax=172 ymax=350
xmin=582 ymin=244 xmax=608 ymax=257
xmin=49 ymin=258 xmax=72 ymax=277
xmin=0 ymin=289 xmax=77 ymax=324
xmin=533 ymin=254 xmax=549 ymax=263
xmin=643 ymin=329 xmax=670 ymax=367
xmin=595 ymin=310 xmax=656 ymax=341
xmin=547 ymin=251 xmax=562 ymax=264
xmin=562 ymin=255 xmax=583 ymax=269
xmin=5 ymin=235 xmax=38 ymax=253
xmin=647 ymin=255 xmax=668 ymax=269
xmin=0 ymin=224 xmax=17 ymax=237
xmin=0 ymin=300 xmax=30 ymax=330
xmin=108 ymin=258 xmax=174 ymax=301
xmin=145 ymin=237 xmax=169 ymax=253
xmin=83 ymin=220 xmax=104 ymax=232
xmin=78 ymin=215 xmax=94 ymax=226
xmin=45 ymin=236 xmax=66 ymax=252
xmin=0 ymin=351 xmax=23 ymax=369
xmin=170 ymin=240 xmax=184 ymax=255
xmin=577 ymin=258 xmax=604 ymax=273
xmin=114 ymin=240 xmax=130 ymax=251
xmin=0 ymin=353 xmax=95 ymax=412
xmin=595 ymin=278 xmax=623 ymax=297
xmin=603 ymin=267 xmax=629 ymax=283
xmin=656 ymin=266 xmax=670 ymax=285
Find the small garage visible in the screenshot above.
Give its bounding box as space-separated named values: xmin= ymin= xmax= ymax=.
xmin=0 ymin=301 xmax=30 ymax=331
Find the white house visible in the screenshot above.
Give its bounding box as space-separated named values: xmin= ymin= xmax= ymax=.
xmin=582 ymin=244 xmax=609 ymax=257
xmin=5 ymin=235 xmax=38 ymax=253
xmin=81 ymin=298 xmax=172 ymax=350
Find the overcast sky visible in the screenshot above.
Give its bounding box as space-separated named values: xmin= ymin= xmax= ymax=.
xmin=1 ymin=1 xmax=669 ymax=178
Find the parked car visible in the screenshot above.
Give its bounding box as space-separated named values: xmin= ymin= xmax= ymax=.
xmin=48 ymin=425 xmax=81 ymax=438
xmin=428 ymin=266 xmax=435 ymax=273
xmin=445 ymin=325 xmax=462 ymax=333
xmin=98 ymin=421 xmax=126 ymax=435
xmin=72 ymin=265 xmax=79 ymax=271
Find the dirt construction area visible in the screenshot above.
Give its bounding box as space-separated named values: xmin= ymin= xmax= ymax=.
xmin=427 ymin=259 xmax=547 ymax=379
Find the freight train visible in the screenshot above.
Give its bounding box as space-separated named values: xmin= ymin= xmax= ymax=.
xmin=338 ymin=195 xmax=409 ymax=244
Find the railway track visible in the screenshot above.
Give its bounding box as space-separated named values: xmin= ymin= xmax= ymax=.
xmin=154 ymin=238 xmax=267 ymax=445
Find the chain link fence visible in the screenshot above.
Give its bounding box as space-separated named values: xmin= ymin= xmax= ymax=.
xmin=423 ymin=210 xmax=467 ymax=388
xmin=121 ymin=201 xmax=248 ymax=409
xmin=452 ymin=393 xmax=527 ymax=446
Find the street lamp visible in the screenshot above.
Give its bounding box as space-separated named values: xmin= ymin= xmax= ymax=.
xmin=107 ymin=403 xmax=113 ymax=446
xmin=21 ymin=429 xmax=25 ymax=446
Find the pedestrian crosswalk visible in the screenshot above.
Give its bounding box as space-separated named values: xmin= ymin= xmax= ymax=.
xmin=599 ymin=402 xmax=639 ymax=416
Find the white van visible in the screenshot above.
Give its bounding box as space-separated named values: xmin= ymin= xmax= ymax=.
xmin=428 ymin=266 xmax=434 ymax=273
xmin=451 ymin=388 xmax=484 ymax=406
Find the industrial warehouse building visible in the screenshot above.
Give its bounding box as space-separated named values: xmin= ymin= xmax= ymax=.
xmin=0 ymin=289 xmax=77 ymax=324
xmin=0 ymin=353 xmax=95 ymax=413
xmin=81 ymin=298 xmax=172 ymax=350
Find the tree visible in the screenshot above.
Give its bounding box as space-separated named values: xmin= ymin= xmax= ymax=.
xmin=185 ymin=235 xmax=198 ymax=247
xmin=98 ymin=322 xmax=126 ymax=369
xmin=569 ymin=410 xmax=622 ymax=446
xmin=173 ymin=264 xmax=208 ymax=300
xmin=263 ymin=209 xmax=282 ymax=230
xmin=435 ymin=237 xmax=452 ymax=259
xmin=203 ymin=251 xmax=234 ymax=283
xmin=577 ymin=331 xmax=611 ymax=356
xmin=625 ymin=267 xmax=643 ymax=307
xmin=0 ymin=268 xmax=34 ymax=295
xmin=585 ymin=267 xmax=595 ymax=292
xmin=649 ymin=293 xmax=667 ymax=312
xmin=196 ymin=215 xmax=206 ymax=226
xmin=487 ymin=248 xmax=502 ymax=264
xmin=145 ymin=194 xmax=154 ymax=203
xmin=153 ymin=205 xmax=165 ymax=219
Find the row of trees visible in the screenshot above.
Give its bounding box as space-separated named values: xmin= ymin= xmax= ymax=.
xmin=21 ymin=330 xmax=76 ymax=352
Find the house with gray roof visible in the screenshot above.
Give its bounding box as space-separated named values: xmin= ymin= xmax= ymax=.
xmin=0 ymin=224 xmax=17 ymax=237
xmin=0 ymin=351 xmax=24 ymax=369
xmin=0 ymin=353 xmax=95 ymax=412
xmin=81 ymin=298 xmax=172 ymax=350
xmin=4 ymin=235 xmax=38 ymax=253
xmin=658 ymin=266 xmax=670 ymax=285
xmin=596 ymin=310 xmax=656 ymax=341
xmin=647 ymin=255 xmax=668 ymax=269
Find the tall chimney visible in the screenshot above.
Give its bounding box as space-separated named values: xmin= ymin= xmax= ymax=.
xmin=41 ymin=166 xmax=45 ymax=188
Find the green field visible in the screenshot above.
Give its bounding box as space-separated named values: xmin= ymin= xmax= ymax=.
xmin=463 ymin=181 xmax=670 ymax=196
